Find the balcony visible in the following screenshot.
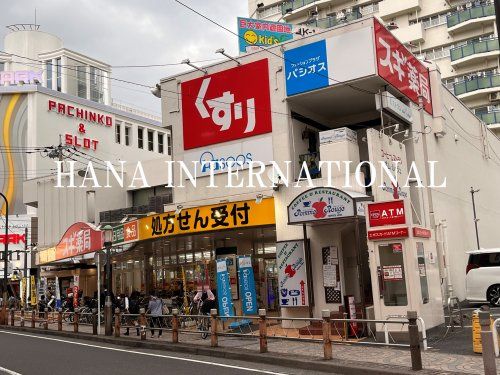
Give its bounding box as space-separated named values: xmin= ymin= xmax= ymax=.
xmin=379 ymin=0 xmax=421 ymax=20
xmin=281 ymin=0 xmax=318 ymax=15
xmin=450 ymin=38 xmax=500 ymax=69
xmin=453 ymin=73 xmax=500 ymax=100
xmin=447 ymin=3 xmax=495 ymax=34
xmin=392 ymin=22 xmax=425 ymax=44
xmin=477 ymin=110 xmax=500 ymax=129
xmin=304 ymin=10 xmax=363 ymax=29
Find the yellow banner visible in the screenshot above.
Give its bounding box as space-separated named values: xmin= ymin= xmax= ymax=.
xmin=37 ymin=247 xmax=56 ymax=265
xmin=139 ymin=198 xmax=275 ymax=240
xmin=30 ymin=275 xmax=37 ymax=306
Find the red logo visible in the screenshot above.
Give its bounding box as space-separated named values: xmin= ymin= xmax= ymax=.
xmin=181 ymin=59 xmax=272 ymax=150
xmin=124 ymin=221 xmax=138 ymax=242
xmin=368 ymin=227 xmax=409 ymax=241
xmin=312 ymin=198 xmax=327 ymax=219
xmin=0 ymin=233 xmax=26 ymax=244
xmin=413 ymin=227 xmax=431 ymax=238
xmin=368 ymin=200 xmax=405 ymax=227
xmin=284 ymin=264 xmax=296 ymax=278
xmin=374 ymin=19 xmax=432 ymax=115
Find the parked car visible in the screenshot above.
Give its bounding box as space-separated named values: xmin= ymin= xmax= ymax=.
xmin=465 ymin=248 xmax=500 ymax=306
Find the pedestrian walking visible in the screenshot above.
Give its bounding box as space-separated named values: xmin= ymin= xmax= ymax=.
xmin=125 ymin=291 xmax=140 ymax=336
xmin=148 ymin=293 xmax=163 ymax=338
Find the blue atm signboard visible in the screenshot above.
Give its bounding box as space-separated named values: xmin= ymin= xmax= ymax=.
xmin=284 ymin=40 xmax=329 ymax=96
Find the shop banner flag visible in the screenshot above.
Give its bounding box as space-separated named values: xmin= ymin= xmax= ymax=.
xmin=55 ymin=276 xmax=61 ymax=309
xmin=216 ymin=258 xmax=234 ymax=318
xmin=30 ymin=275 xmax=37 ymax=306
xmin=237 ymin=256 xmax=257 ymax=315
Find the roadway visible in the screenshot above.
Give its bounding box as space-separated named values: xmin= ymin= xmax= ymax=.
xmin=0 ymin=330 xmax=327 ymax=375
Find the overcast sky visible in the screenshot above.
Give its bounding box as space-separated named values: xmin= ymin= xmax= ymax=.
xmin=0 ymin=0 xmax=248 ymax=117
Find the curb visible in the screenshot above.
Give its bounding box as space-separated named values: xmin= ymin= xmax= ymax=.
xmin=0 ymin=326 xmax=462 ymax=375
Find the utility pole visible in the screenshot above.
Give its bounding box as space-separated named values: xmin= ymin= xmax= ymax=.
xmin=0 ymin=193 xmax=9 ymax=325
xmin=470 ymin=187 xmax=480 ymax=250
xmin=24 ymin=227 xmax=28 ymax=278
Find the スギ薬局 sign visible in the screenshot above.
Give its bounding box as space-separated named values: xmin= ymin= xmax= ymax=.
xmin=181 ymin=59 xmax=272 ymax=150
xmin=374 ymin=19 xmax=433 ymax=114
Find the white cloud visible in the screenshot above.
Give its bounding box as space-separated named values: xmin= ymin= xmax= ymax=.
xmin=0 ymin=0 xmax=248 ymax=115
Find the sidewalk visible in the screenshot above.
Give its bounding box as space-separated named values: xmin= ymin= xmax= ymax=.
xmin=4 ymin=320 xmax=498 ymax=375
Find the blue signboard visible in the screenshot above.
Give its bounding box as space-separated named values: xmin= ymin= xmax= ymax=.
xmin=284 ymin=39 xmax=329 ymax=96
xmin=237 ymin=256 xmax=258 ymax=315
xmin=216 ymin=258 xmax=234 ymax=317
xmin=238 ymin=17 xmax=294 ymax=53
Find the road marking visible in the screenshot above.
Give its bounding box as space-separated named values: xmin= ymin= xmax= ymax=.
xmin=0 ymin=365 xmax=22 ymax=375
xmin=0 ymin=331 xmax=288 ymax=375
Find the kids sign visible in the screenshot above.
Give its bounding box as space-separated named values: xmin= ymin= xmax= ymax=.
xmin=181 ymin=59 xmax=272 ymax=150
xmin=288 ymin=188 xmax=355 ymax=224
xmin=374 ymin=19 xmax=433 ymax=114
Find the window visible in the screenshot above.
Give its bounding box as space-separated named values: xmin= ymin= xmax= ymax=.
xmin=256 ymin=4 xmax=281 ymax=19
xmin=138 ymin=127 xmax=144 ymax=149
xmin=148 ymin=130 xmax=154 ymax=151
xmin=115 ymin=121 xmax=121 ymax=144
xmin=46 ymin=60 xmax=53 ymax=89
xmin=167 ymin=134 xmax=172 ymax=156
xmin=77 ymin=65 xmax=87 ymax=99
xmin=124 ymin=125 xmax=131 ymax=146
xmin=469 ymin=252 xmax=500 ymax=268
xmin=90 ymin=66 xmax=104 ymax=103
xmin=158 ymin=133 xmax=164 ymax=154
xmin=0 ymin=62 xmax=4 ymax=71
xmin=55 ymin=58 xmax=62 ymax=92
xmin=379 ymin=243 xmax=408 ymax=306
xmin=416 ymin=242 xmax=429 ymax=304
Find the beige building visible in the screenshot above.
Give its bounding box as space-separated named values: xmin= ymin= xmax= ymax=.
xmin=248 ymin=0 xmax=500 ymax=135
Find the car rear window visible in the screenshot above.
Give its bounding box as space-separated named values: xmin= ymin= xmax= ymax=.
xmin=469 ymin=253 xmax=500 ymax=267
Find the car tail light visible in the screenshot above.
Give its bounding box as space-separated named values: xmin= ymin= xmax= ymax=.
xmin=466 ymin=263 xmax=480 ymax=274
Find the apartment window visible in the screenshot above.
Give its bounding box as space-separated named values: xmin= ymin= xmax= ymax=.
xmin=55 ymin=58 xmax=62 ymax=92
xmin=0 ymin=62 xmax=4 ymax=71
xmin=45 ymin=60 xmax=52 ymax=89
xmin=77 ymin=65 xmax=87 ymax=99
xmin=124 ymin=125 xmax=131 ymax=146
xmin=115 ymin=121 xmax=121 ymax=144
xmin=167 ymin=134 xmax=172 ymax=156
xmin=359 ymin=2 xmax=379 ymax=16
xmin=423 ymin=45 xmax=453 ymax=61
xmin=90 ymin=66 xmax=104 ymax=103
xmin=148 ymin=130 xmax=154 ymax=151
xmin=138 ymin=127 xmax=144 ymax=149
xmin=158 ymin=133 xmax=164 ymax=154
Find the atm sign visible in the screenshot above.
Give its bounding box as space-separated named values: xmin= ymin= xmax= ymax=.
xmin=368 ymin=200 xmax=405 ymax=227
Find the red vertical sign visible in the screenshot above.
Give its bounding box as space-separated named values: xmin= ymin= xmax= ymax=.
xmin=374 ymin=19 xmax=433 ymax=114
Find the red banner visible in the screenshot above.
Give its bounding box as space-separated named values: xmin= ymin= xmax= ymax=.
xmin=374 ymin=19 xmax=433 ymax=115
xmin=413 ymin=227 xmax=431 ymax=238
xmin=0 ymin=233 xmax=26 ymax=244
xmin=368 ymin=200 xmax=406 ymax=227
xmin=368 ymin=227 xmax=409 ymax=241
xmin=54 ymin=222 xmax=103 ymax=261
xmin=181 ymin=59 xmax=272 ymax=150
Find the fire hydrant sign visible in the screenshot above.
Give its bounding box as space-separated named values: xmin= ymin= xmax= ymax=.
xmin=277 ymin=240 xmax=309 ymax=307
xmin=181 ymin=59 xmax=272 ymax=150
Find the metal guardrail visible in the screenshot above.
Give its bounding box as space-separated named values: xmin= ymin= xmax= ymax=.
xmin=304 ymin=11 xmax=363 ymax=30
xmin=477 ymin=110 xmax=500 ymax=125
xmin=447 ymin=3 xmax=495 ymax=28
xmin=453 ymin=73 xmax=500 ymax=96
xmin=281 ymin=0 xmax=316 ymax=15
xmin=450 ymin=38 xmax=499 ymax=62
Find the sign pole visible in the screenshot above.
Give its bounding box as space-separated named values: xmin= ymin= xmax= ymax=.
xmin=96 ymin=252 xmax=101 ymax=335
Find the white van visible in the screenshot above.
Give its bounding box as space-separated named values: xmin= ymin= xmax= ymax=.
xmin=465 ymin=248 xmax=500 ymax=306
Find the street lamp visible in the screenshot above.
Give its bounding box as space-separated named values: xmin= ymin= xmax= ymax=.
xmin=102 ymin=224 xmax=113 ymax=336
xmin=0 ymin=192 xmax=8 ymax=326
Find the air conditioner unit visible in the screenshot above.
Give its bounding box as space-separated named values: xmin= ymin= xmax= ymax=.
xmin=489 ymin=92 xmax=500 ymax=102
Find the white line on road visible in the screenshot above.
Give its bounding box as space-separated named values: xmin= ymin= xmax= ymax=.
xmin=0 ymin=365 xmax=22 ymax=375
xmin=0 ymin=330 xmax=288 ymax=375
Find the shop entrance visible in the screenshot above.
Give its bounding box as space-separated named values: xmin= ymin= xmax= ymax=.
xmin=111 ymin=226 xmax=277 ymax=315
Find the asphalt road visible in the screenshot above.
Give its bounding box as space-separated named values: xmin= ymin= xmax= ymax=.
xmin=0 ymin=330 xmax=326 ymax=375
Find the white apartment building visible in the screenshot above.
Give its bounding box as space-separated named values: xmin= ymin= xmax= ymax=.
xmin=248 ymin=0 xmax=500 ymax=135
